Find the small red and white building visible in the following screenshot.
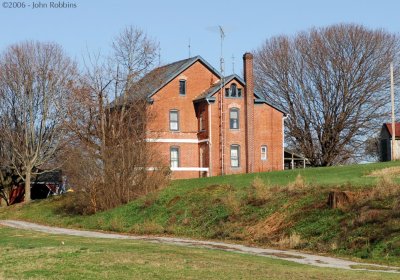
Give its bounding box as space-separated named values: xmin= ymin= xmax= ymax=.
xmin=136 ymin=53 xmax=286 ymax=179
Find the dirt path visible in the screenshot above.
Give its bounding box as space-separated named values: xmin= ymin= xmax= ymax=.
xmin=1 ymin=219 xmax=399 ymax=273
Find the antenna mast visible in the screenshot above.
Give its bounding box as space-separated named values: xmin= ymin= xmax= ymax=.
xmin=188 ymin=38 xmax=191 ymax=58
xmin=219 ymin=25 xmax=225 ymax=74
xmin=232 ymin=54 xmax=235 ymax=73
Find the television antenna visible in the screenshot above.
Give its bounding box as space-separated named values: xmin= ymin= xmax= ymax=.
xmin=218 ymin=25 xmax=225 ymax=75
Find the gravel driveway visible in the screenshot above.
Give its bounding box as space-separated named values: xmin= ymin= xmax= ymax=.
xmin=1 ymin=219 xmax=399 ymax=273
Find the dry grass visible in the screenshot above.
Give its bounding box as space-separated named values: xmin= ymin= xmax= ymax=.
xmin=277 ymin=232 xmax=303 ymax=249
xmin=130 ymin=221 xmax=165 ymax=234
xmin=369 ymin=177 xmax=400 ymax=200
xmin=222 ymin=191 xmax=241 ymax=216
xmin=247 ymin=212 xmax=292 ymax=241
xmin=368 ymin=167 xmax=400 ymax=178
xmin=287 ymin=174 xmax=308 ymax=192
xmin=245 ymin=177 xmax=276 ymax=206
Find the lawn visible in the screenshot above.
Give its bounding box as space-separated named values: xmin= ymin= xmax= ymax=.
xmin=0 ymin=226 xmax=398 ymax=280
xmin=1 ymin=161 xmax=400 ymax=267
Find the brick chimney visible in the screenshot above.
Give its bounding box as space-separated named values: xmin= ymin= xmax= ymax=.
xmin=243 ymin=53 xmax=255 ymax=173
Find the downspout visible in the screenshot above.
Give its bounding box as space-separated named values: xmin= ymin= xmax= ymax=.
xmin=208 ymin=103 xmax=212 ymax=177
xmin=282 ymin=115 xmax=289 ymax=170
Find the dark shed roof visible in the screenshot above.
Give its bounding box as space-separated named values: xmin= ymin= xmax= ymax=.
xmin=383 ymin=123 xmax=400 ymax=137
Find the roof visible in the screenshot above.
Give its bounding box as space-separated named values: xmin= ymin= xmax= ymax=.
xmin=34 ymin=170 xmax=62 ymax=184
xmin=383 ymin=123 xmax=400 ymax=137
xmin=254 ymin=92 xmax=287 ymax=115
xmin=111 ymin=55 xmax=287 ymax=115
xmin=113 ymin=56 xmax=221 ymax=106
xmin=193 ymin=74 xmax=245 ymax=102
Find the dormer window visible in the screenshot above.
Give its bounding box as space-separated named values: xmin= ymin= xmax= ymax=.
xmin=225 ymin=83 xmax=242 ymax=98
xmin=179 ymin=80 xmax=186 ymax=96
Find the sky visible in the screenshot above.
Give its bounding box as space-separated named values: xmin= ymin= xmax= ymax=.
xmin=1 ymin=0 xmax=400 ymax=75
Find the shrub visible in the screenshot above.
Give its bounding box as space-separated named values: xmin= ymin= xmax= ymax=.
xmin=245 ymin=177 xmax=273 ymax=206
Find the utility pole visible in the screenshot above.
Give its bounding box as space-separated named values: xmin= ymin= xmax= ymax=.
xmin=391 ymin=62 xmax=396 ymax=160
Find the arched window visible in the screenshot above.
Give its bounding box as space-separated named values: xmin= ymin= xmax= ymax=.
xmin=261 ymin=145 xmax=268 ymax=161
xmin=230 ymin=108 xmax=239 ymax=129
xmin=225 ymin=83 xmax=242 ymax=98
xmin=230 ymin=83 xmax=237 ymax=97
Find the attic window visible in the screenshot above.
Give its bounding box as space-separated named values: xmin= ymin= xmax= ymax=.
xmin=179 ymin=80 xmax=186 ymax=96
xmin=225 ymin=83 xmax=242 ymax=98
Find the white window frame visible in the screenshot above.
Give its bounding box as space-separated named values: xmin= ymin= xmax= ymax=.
xmin=230 ymin=108 xmax=239 ymax=130
xmin=169 ymin=110 xmax=179 ymax=131
xmin=261 ymin=145 xmax=268 ymax=161
xmin=170 ymin=146 xmax=180 ymax=168
xmin=230 ymin=145 xmax=240 ymax=167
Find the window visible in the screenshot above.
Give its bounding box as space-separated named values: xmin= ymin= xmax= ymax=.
xmin=261 ymin=145 xmax=268 ymax=161
xmin=179 ymin=80 xmax=186 ymax=96
xmin=230 ymin=108 xmax=239 ymax=129
xmin=231 ymin=145 xmax=240 ymax=167
xmin=170 ymin=147 xmax=180 ymax=168
xmin=169 ymin=110 xmax=179 ymax=131
xmin=199 ymin=111 xmax=205 ymax=131
xmin=225 ymin=83 xmax=242 ymax=98
xmin=230 ymin=83 xmax=237 ymax=97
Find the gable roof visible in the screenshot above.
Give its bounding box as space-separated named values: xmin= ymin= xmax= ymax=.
xmin=193 ymin=74 xmax=287 ymax=115
xmin=193 ymin=74 xmax=245 ymax=102
xmin=383 ymin=123 xmax=400 ymax=137
xmin=135 ymin=56 xmax=221 ymax=100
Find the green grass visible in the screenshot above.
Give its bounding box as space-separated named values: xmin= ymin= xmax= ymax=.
xmin=1 ymin=161 xmax=400 ymax=267
xmin=170 ymin=161 xmax=400 ymax=190
xmin=0 ymin=226 xmax=398 ymax=280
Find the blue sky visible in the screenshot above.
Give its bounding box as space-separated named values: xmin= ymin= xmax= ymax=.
xmin=1 ymin=0 xmax=399 ymax=74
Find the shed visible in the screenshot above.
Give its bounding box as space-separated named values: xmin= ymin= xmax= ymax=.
xmin=380 ymin=123 xmax=400 ymax=161
xmin=284 ymin=149 xmax=309 ymax=169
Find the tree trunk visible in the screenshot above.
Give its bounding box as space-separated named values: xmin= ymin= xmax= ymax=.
xmin=25 ymin=169 xmax=31 ymax=203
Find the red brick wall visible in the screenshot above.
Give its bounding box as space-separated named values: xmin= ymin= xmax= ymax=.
xmin=253 ymin=104 xmax=284 ymax=171
xmin=145 ymin=57 xmax=284 ymax=179
xmin=146 ymin=61 xmax=218 ymax=179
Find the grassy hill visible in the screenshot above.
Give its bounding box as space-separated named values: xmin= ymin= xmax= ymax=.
xmin=1 ymin=161 xmax=400 ymax=266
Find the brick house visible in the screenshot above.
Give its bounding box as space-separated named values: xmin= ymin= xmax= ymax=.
xmin=132 ymin=53 xmax=286 ymax=179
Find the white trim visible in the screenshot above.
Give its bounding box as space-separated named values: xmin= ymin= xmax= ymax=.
xmin=171 ymin=167 xmax=209 ymax=172
xmin=147 ymin=167 xmax=209 ymax=172
xmin=146 ymin=138 xmax=209 ymax=144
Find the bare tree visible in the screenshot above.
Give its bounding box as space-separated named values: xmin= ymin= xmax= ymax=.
xmin=254 ymin=24 xmax=400 ymax=166
xmin=0 ymin=41 xmax=76 ymax=202
xmin=63 ymin=26 xmax=168 ymax=213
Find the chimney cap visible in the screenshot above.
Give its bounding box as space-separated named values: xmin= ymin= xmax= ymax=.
xmin=243 ymin=52 xmax=254 ymax=59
